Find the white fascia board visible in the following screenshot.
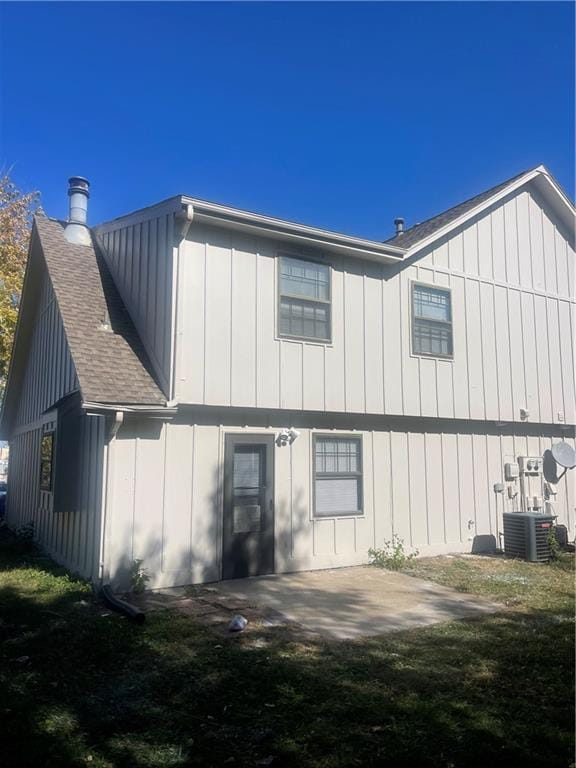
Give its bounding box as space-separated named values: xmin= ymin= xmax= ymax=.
xmin=95 ymin=195 xmax=406 ymax=263
xmin=82 ymin=401 xmax=178 ymax=417
xmin=404 ymin=167 xmax=575 ymax=257
xmin=182 ymin=196 xmax=405 ymax=263
xmin=0 ymin=226 xmax=42 ymax=439
xmin=532 ymin=167 xmax=576 ymax=231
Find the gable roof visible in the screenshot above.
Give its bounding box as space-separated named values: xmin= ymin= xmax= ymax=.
xmin=1 ymin=214 xmax=166 ymax=435
xmin=385 ymin=170 xmax=530 ymax=249
xmin=386 ymin=165 xmax=575 ymax=252
xmin=36 ymin=215 xmax=166 ymax=406
xmin=98 ymin=166 xmax=573 ymax=267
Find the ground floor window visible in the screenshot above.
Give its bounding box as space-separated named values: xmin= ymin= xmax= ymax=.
xmin=39 ymin=431 xmax=55 ymax=492
xmin=313 ymin=435 xmax=363 ymax=517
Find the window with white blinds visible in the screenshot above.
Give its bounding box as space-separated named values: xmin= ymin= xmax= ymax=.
xmin=278 ymin=256 xmax=331 ymax=342
xmin=313 ymin=436 xmax=362 ymax=517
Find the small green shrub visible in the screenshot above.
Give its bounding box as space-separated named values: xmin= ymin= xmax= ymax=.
xmin=369 ymin=535 xmax=419 ymax=571
xmin=7 ymin=521 xmax=37 ymax=554
xmin=15 ymin=521 xmax=35 ymax=542
xmin=129 ymin=558 xmax=150 ymax=593
xmin=547 ymin=525 xmax=561 ymax=561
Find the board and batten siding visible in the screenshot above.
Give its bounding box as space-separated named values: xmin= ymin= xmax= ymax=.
xmin=174 ymin=186 xmax=575 ymax=426
xmin=6 ymin=266 xmax=103 ymax=581
xmin=104 ymin=415 xmax=576 ymax=590
xmin=7 ymin=407 xmax=106 ymax=581
xmin=14 ymin=268 xmax=78 ymax=429
xmin=95 ymin=212 xmax=175 ymax=397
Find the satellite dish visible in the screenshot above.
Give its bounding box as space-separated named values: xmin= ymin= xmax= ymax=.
xmin=551 ymin=442 xmax=576 ymax=470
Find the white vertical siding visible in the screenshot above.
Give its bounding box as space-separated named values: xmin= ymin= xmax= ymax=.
xmin=400 ymin=267 xmax=420 ymax=415
xmin=231 ymin=237 xmax=258 ymax=406
xmin=15 ymin=270 xmax=78 ymax=429
xmin=7 ymin=409 xmax=105 ymax=581
xmin=280 ymin=343 xmax=303 ymax=410
xmin=558 ymin=300 xmax=576 ymax=423
xmin=105 ymin=415 xmax=576 ymax=590
xmin=441 ymin=433 xmax=461 ymax=542
xmin=344 ymin=268 xmax=366 ymax=412
xmin=303 ymin=345 xmax=325 ymax=411
xmin=466 ymin=279 xmax=484 ymax=419
xmin=161 ymin=423 xmax=194 ymax=574
xmin=96 ymin=212 xmax=174 ymax=396
xmin=364 ymin=272 xmax=384 ymax=414
xmin=174 ymin=185 xmax=574 ymax=427
xmin=382 ymin=275 xmax=403 ymax=414
xmin=205 ymin=236 xmax=233 ymax=406
xmin=480 ymin=282 xmax=498 ymax=419
xmin=324 ymin=259 xmax=345 ymax=411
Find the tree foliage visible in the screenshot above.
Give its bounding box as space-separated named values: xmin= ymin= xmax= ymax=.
xmin=0 ymin=173 xmax=39 ymax=391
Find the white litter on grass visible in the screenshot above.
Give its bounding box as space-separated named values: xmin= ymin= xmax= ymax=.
xmin=228 ymin=615 xmax=248 ymax=632
xmin=547 ymin=615 xmax=575 ymax=624
xmin=248 ymin=638 xmax=270 ymax=649
xmin=262 ymin=617 xmax=285 ymax=628
xmin=483 ymin=574 xmax=530 ymax=584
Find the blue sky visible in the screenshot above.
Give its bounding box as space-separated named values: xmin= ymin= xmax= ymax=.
xmin=1 ymin=1 xmax=573 ymax=240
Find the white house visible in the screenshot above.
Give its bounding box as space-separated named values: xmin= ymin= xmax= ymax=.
xmin=1 ymin=168 xmax=574 ymax=588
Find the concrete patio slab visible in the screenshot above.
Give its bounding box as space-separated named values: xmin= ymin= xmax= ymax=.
xmin=209 ymin=566 xmax=501 ymax=640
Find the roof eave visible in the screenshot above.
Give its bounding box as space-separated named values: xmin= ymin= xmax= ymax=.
xmin=82 ymin=400 xmax=176 ymax=417
xmin=0 ymin=223 xmax=41 ymax=440
xmin=182 ymin=196 xmax=405 ymax=263
xmin=96 ymin=195 xmax=406 ymax=263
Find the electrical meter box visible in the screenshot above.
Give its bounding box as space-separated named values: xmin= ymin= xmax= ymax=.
xmin=518 ymin=456 xmax=542 ymax=474
xmin=505 ymin=462 xmax=519 ymax=480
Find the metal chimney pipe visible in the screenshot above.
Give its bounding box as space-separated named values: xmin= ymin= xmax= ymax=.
xmin=394 ymin=217 xmax=405 ymax=236
xmin=64 ymin=176 xmax=91 ymax=246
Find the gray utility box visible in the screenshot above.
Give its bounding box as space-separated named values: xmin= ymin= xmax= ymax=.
xmin=503 ymin=512 xmax=556 ymax=562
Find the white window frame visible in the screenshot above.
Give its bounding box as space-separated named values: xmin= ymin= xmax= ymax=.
xmin=410 ymin=280 xmax=454 ymax=360
xmin=277 ymin=253 xmax=332 ymax=343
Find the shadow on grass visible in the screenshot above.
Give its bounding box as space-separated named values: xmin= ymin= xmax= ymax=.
xmin=0 ymin=533 xmax=573 ymax=768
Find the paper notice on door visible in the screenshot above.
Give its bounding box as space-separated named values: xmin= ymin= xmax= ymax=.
xmin=233 ymin=505 xmax=262 ymax=534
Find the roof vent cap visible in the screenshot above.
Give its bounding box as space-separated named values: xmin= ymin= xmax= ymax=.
xmin=394 ymin=217 xmax=405 ymax=236
xmin=64 ymin=176 xmax=91 ymax=246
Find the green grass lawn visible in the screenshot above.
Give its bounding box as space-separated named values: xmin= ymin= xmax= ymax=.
xmin=0 ymin=529 xmax=573 ymax=768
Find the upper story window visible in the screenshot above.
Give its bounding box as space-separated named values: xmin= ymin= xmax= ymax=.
xmin=278 ymin=255 xmax=331 ymax=342
xmin=411 ymin=282 xmax=453 ymax=358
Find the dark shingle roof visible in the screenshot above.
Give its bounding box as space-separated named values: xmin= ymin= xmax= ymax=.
xmin=386 ymin=169 xmax=532 ymax=249
xmin=35 ymin=214 xmax=166 ymax=406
